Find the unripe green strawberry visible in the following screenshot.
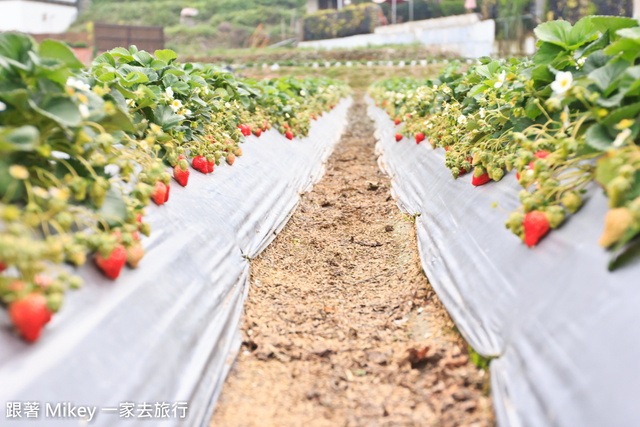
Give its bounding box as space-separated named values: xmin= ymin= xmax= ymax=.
xmin=607 ymin=176 xmax=631 ymax=208
xmin=599 ymin=208 xmax=634 ymax=247
xmin=69 ymin=276 xmax=83 ymax=289
xmin=545 ymin=206 xmax=565 ymax=229
xmin=46 ymin=293 xmax=64 ymax=313
xmin=619 ymin=165 xmax=634 ymax=179
xmin=55 ymin=212 xmax=74 ymax=231
xmin=89 ymin=177 xmax=109 ymax=208
xmin=505 ymin=211 xmax=524 ymax=234
xmin=561 ymin=191 xmax=582 ymax=213
xmin=67 ymin=248 xmax=87 ymax=266
xmin=96 ymin=133 xmax=114 ymax=148
xmin=491 ymin=168 xmax=505 ymax=182
xmin=140 ymin=222 xmax=151 ymax=237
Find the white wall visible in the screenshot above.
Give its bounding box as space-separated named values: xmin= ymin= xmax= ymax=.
xmin=0 ymin=1 xmax=78 ymax=34
xmin=299 ymin=14 xmax=495 ymax=58
xmin=306 ymin=0 xmax=319 ymax=14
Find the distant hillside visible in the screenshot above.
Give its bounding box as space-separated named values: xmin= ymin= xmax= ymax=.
xmin=73 ymin=0 xmax=306 ymax=54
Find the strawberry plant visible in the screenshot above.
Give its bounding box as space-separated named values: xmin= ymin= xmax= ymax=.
xmin=0 ymin=33 xmax=350 ymax=342
xmin=369 ymin=16 xmax=640 ymax=269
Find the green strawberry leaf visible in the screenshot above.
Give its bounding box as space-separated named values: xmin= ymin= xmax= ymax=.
xmin=38 ymin=40 xmax=83 ymax=69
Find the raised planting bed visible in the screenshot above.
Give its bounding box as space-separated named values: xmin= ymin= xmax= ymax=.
xmin=367 ymin=15 xmax=640 ymax=427
xmin=0 ymin=33 xmax=352 ymax=426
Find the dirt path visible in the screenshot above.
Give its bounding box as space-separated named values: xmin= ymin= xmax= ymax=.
xmin=211 ymin=95 xmax=494 ymax=427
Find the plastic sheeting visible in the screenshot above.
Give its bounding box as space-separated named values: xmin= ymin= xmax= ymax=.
xmin=367 ymin=97 xmax=640 ymax=427
xmin=0 ymin=97 xmax=353 ymax=427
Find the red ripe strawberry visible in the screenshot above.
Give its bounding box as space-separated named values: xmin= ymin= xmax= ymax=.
xmin=152 ymin=181 xmax=167 ymax=205
xmin=263 ymin=120 xmax=268 ymax=130
xmin=523 ymin=211 xmax=550 ymax=247
xmin=415 ymin=132 xmax=425 ymax=144
xmin=283 ymin=123 xmax=290 ymax=130
xmin=173 ymin=162 xmax=190 ymax=187
xmin=311 ymin=113 xmax=317 ymax=120
xmin=9 ymin=294 xmax=52 ymax=342
xmin=164 ymin=183 xmax=170 ymax=202
xmin=253 ymin=127 xmax=262 ymax=137
xmin=207 ymin=158 xmax=215 ymax=173
xmin=394 ymin=117 xmax=401 ymax=125
xmin=96 ymin=244 xmax=127 ymax=279
xmin=227 ymin=153 xmax=236 ymax=165
xmin=383 ymin=100 xmax=388 ymax=106
xmin=192 ymin=156 xmax=208 ymax=174
xmin=445 ymin=146 xmax=449 ymax=151
xmin=137 ymin=213 xmax=143 ymax=225
xmin=472 ymin=172 xmax=491 ymax=186
xmin=406 ymin=113 xmax=411 ymax=119
xmin=395 ymin=134 xmax=402 ymax=142
xmin=330 ymin=104 xmax=335 ymax=109
xmin=285 ymin=131 xmax=293 ymax=140
xmin=0 ymin=261 xmax=5 ymax=272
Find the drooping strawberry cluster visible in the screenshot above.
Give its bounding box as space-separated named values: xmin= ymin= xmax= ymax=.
xmin=0 ymin=37 xmax=351 ymax=343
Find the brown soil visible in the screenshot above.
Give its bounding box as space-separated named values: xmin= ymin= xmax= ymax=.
xmin=210 ymin=95 xmax=494 ymax=427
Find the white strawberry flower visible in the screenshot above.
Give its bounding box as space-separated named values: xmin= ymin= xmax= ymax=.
xmin=300 ymin=90 xmax=306 ymax=96
xmin=443 ymin=86 xmax=451 ymax=94
xmin=551 ymin=71 xmax=573 ymax=95
xmin=184 ymin=109 xmax=192 ymax=116
xmin=494 ymin=71 xmax=506 ymax=89
xmin=165 ymin=87 xmax=174 ymax=98
xmin=427 ymin=123 xmax=433 ymax=129
xmin=79 ymin=104 xmax=90 ymax=119
xmin=577 ymin=57 xmax=586 ymax=67
xmin=170 ymin=99 xmax=182 ymax=112
xmin=33 ymin=186 xmax=50 ymax=199
xmin=613 ymin=128 xmax=632 ymax=148
xmin=0 ymin=101 xmax=6 ymax=112
xmin=9 ymin=165 xmax=29 ymax=180
xmin=457 ymin=114 xmax=467 ymax=125
xmin=126 ymin=99 xmax=136 ymax=108
xmin=479 ymin=108 xmax=485 ymax=118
